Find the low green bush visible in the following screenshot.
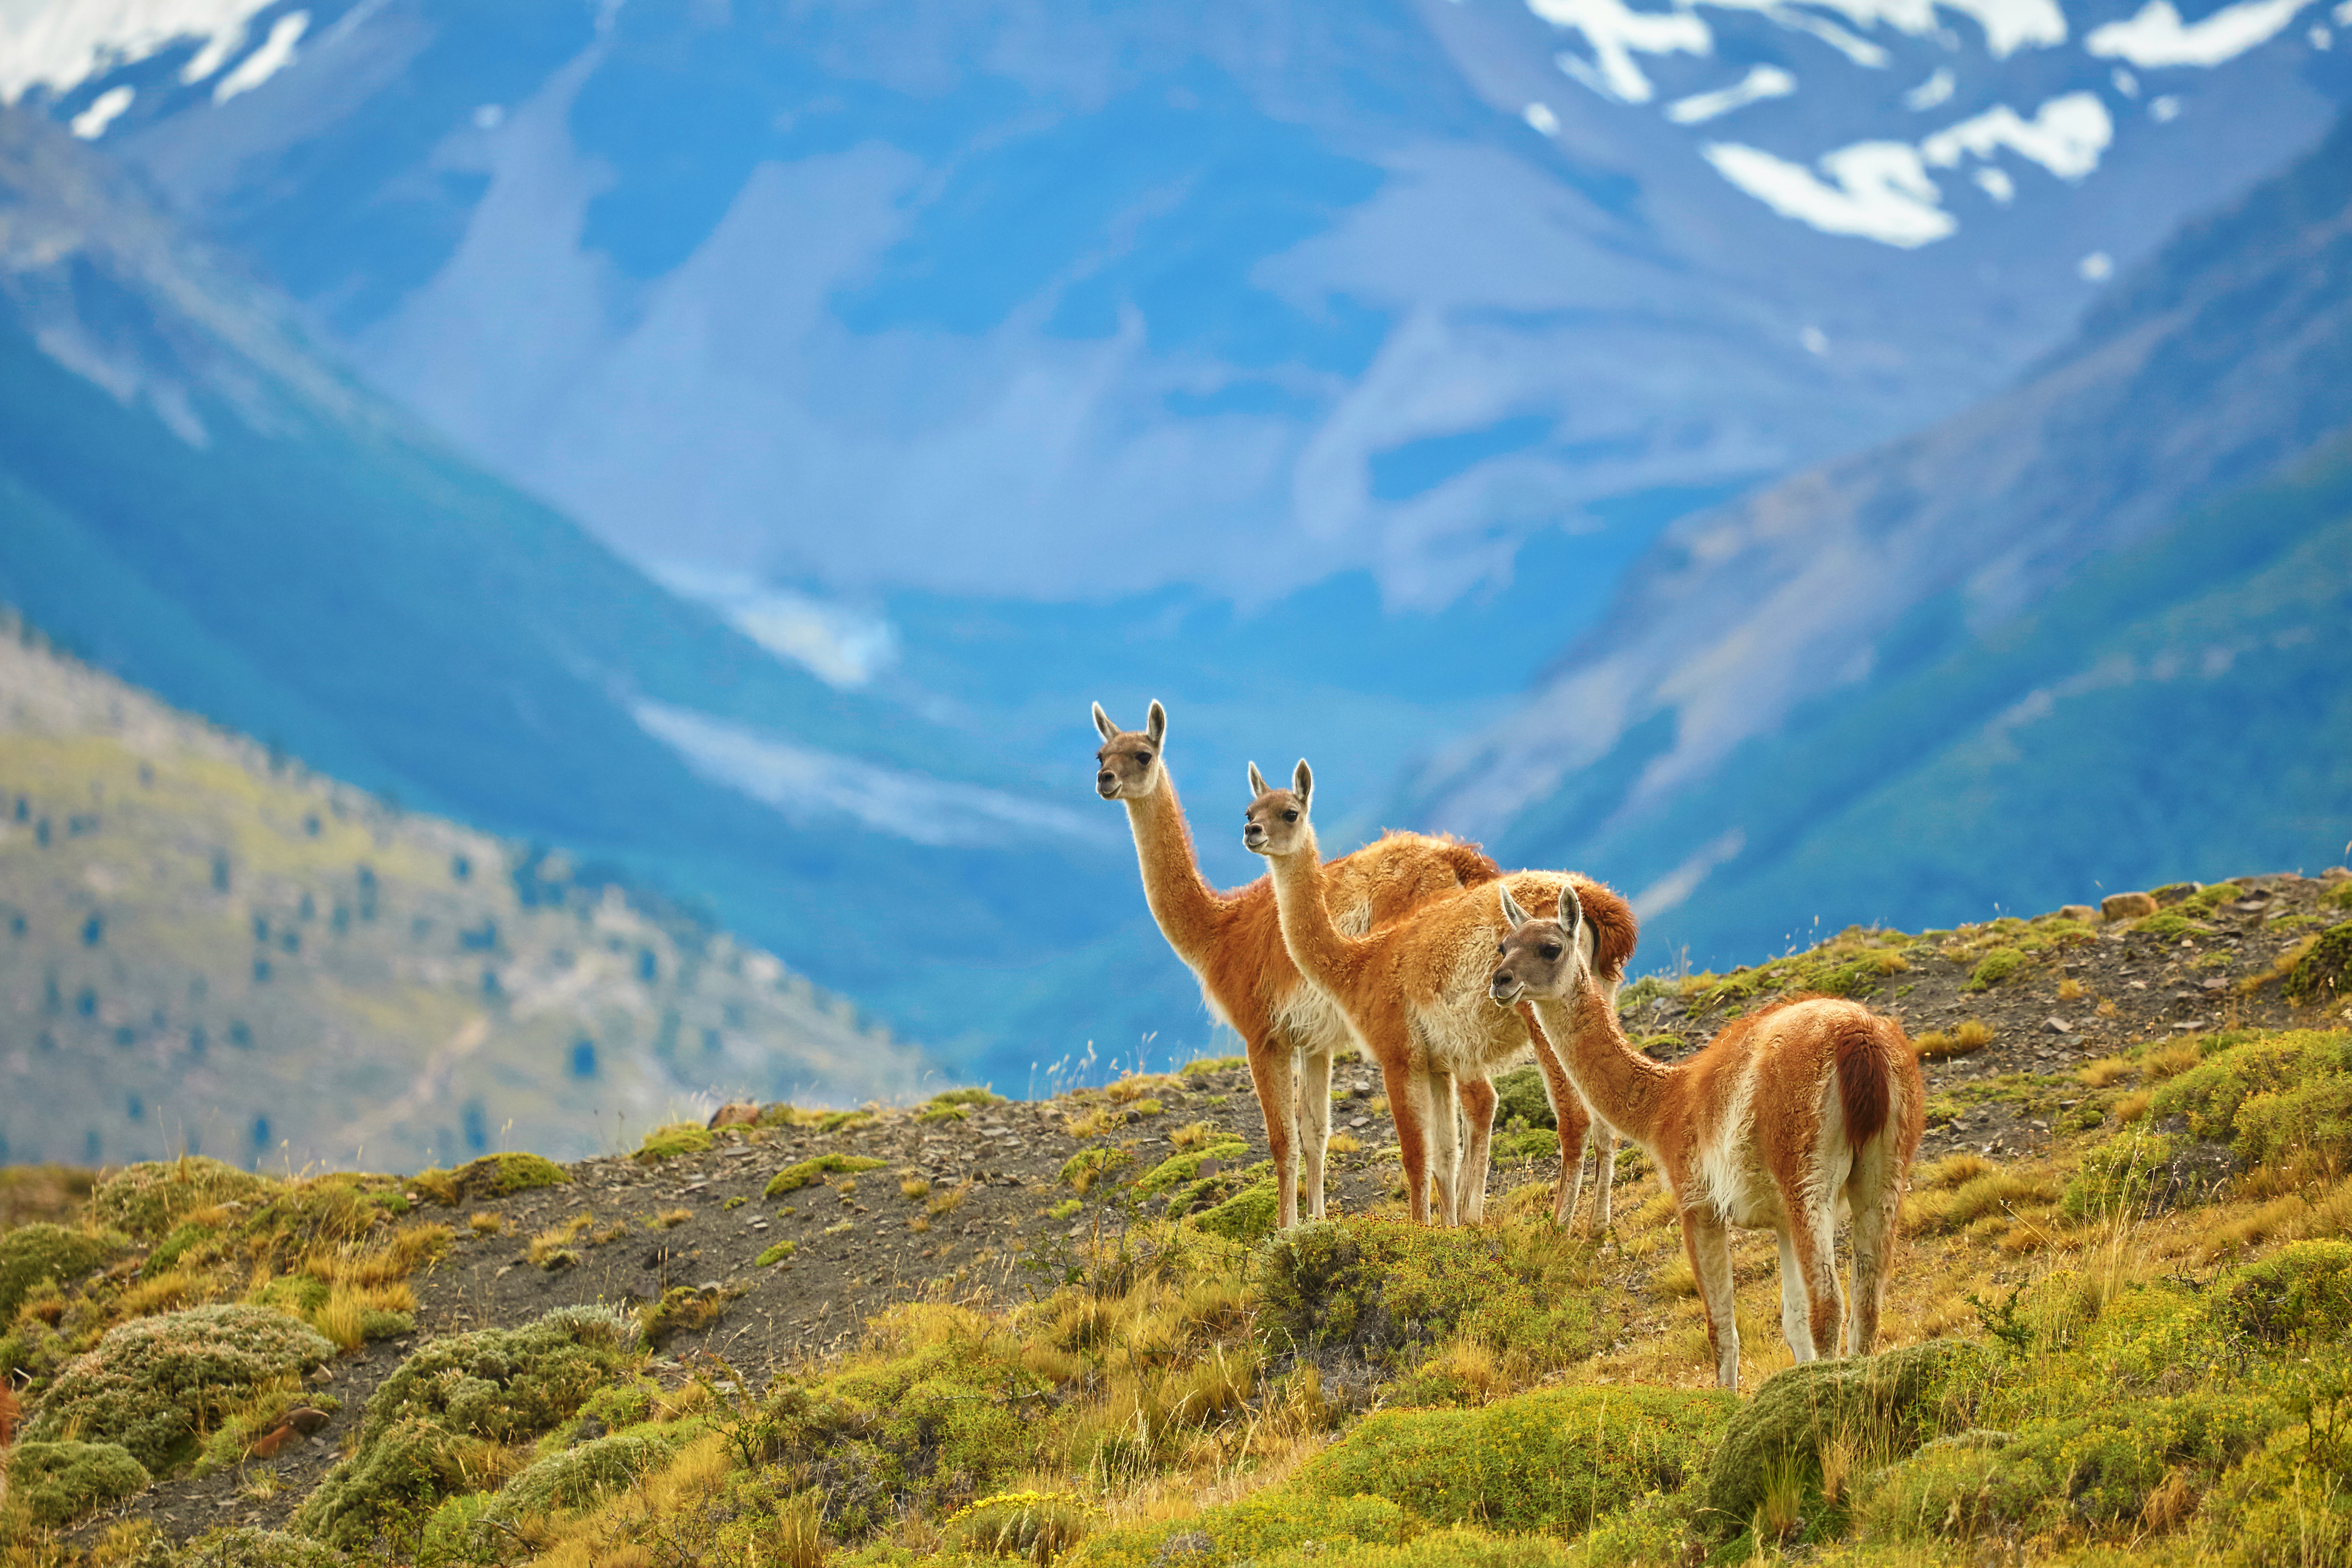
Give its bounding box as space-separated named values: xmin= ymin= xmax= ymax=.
xmin=1492 ymin=1066 xmax=1556 ymax=1131
xmin=941 ymin=1490 xmax=1093 ymax=1562
xmin=181 ymin=1527 xmax=354 ymax=1568
xmin=2152 ymin=1030 xmax=2352 ymax=1169
xmin=3 ymin=1439 xmax=151 ymax=1527
xmin=634 ymin=1123 xmax=714 ymax=1162
xmin=502 ymin=1430 xmax=682 ymax=1516
xmin=1701 ymin=1341 xmax=1991 ymax=1531
xmin=412 ymin=1153 xmax=570 ymax=1205
xmin=0 ymin=1223 xmax=120 ymax=1320
xmin=2062 ymin=1129 xmax=2187 ymax=1221
xmin=90 ymin=1158 xmax=273 ymax=1241
xmin=20 ymin=1304 xmax=335 ymax=1473
xmin=1189 ymin=1182 xmax=1279 ymax=1244
xmin=1135 ymin=1141 xmax=1250 ymax=1197
xmin=1065 ymin=1490 xmax=1408 ymax=1567
xmin=2202 ymin=1420 xmax=2352 ymax=1568
xmin=2220 ymin=1240 xmax=2352 ymax=1342
xmin=1252 ymin=1219 xmax=1602 ymax=1379
xmin=2284 ymin=923 xmax=2352 ymax=1004
xmin=1300 ymin=1384 xmax=1731 ymax=1533
xmin=1964 ymin=948 xmax=2026 ymax=991
xmin=765 ymin=1153 xmax=886 ymax=1197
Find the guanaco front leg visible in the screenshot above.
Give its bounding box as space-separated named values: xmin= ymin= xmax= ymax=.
xmin=1244 ymin=1030 xmax=1302 ymax=1230
xmin=1424 ymin=1066 xmax=1463 ymax=1226
xmin=1379 ymin=1054 xmax=1434 ymax=1225
xmin=1296 ymin=1044 xmax=1336 ymax=1222
xmin=1458 ymin=1076 xmax=1498 ymax=1225
xmin=1519 ymin=1002 xmax=1592 ymax=1230
xmin=1683 ymin=1209 xmax=1741 ymax=1389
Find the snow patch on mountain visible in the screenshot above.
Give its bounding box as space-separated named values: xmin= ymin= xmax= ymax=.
xmin=209 ymin=9 xmax=305 ymax=103
xmin=1922 ymin=92 xmax=2113 ymax=178
xmin=0 ymin=0 xmax=284 ymax=104
xmin=1667 ymin=64 xmax=1798 ymax=123
xmin=2087 ymin=0 xmax=2316 ymax=66
xmin=1704 ymin=140 xmax=1957 ymax=246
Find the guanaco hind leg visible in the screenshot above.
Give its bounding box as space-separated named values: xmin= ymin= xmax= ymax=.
xmin=1684 ymin=1210 xmax=1741 ymax=1389
xmin=1424 ymin=1066 xmax=1464 ymax=1226
xmin=1458 ymin=1075 xmax=1498 ymax=1224
xmin=1245 ymin=1032 xmax=1302 ymax=1230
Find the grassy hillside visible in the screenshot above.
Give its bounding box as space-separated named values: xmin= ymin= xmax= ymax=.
xmin=5 ymin=874 xmax=2350 ymax=1564
xmin=0 ymin=612 xmax=922 ymax=1172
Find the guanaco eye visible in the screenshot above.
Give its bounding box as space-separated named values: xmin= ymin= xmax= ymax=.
xmin=1134 ymin=751 xmax=1152 ymax=763
xmin=1282 ymin=810 xmax=1298 ymax=822
xmin=1540 ymin=943 xmax=1562 ymax=960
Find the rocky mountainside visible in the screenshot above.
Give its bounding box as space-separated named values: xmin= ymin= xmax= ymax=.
xmin=8 ymin=0 xmax=2345 ymax=605
xmin=0 ymin=611 xmax=922 ymax=1170
xmin=1412 ymin=104 xmax=2352 ymax=966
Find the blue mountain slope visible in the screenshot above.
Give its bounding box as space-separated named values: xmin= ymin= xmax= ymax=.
xmin=0 ymin=105 xmax=1151 ymax=1076
xmin=1420 ymin=106 xmax=2352 ymax=966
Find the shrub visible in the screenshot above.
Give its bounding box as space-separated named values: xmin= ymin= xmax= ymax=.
xmin=1492 ymin=1066 xmax=1556 ymax=1131
xmin=411 ymin=1153 xmax=570 ymax=1205
xmin=21 ymin=1304 xmax=334 ymax=1473
xmin=1300 ymin=1384 xmax=1731 ymax=1532
xmin=2201 ymin=1423 xmax=2352 ymax=1568
xmin=2219 ymin=1240 xmax=2352 ymax=1342
xmin=1965 ymin=948 xmax=2025 ymax=991
xmin=3 ymin=1439 xmax=151 ymax=1527
xmin=1064 ymin=1491 xmax=1408 ymax=1567
xmin=635 ymin=1123 xmax=714 ymax=1162
xmin=2152 ymin=1031 xmax=2352 ymax=1169
xmin=1253 ymin=1219 xmax=1601 ymax=1381
xmin=296 ymin=1308 xmax=639 ymax=1546
xmin=0 ymin=1223 xmax=120 ymax=1320
xmin=1700 ymin=1341 xmax=1992 ymax=1532
xmin=181 ymin=1528 xmax=353 ymax=1568
xmin=500 ymin=1430 xmax=682 ymax=1516
xmin=91 ymin=1158 xmax=273 ymax=1240
xmin=2062 ymin=1129 xmax=2192 ymax=1220
xmin=942 ymin=1490 xmax=1093 ymax=1562
xmin=2284 ymin=923 xmax=2352 ymax=1004
xmin=765 ymin=1154 xmax=886 ymax=1197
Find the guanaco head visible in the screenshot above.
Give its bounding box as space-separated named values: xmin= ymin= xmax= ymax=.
xmin=1489 ymin=881 xmax=1587 ymax=1005
xmin=1092 ymin=701 xmax=1167 ymax=800
xmin=1241 ymin=759 xmax=1313 ymax=857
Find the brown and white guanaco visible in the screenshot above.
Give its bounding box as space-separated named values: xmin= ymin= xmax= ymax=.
xmin=1092 ymin=702 xmax=1500 ymax=1229
xmin=1243 ymin=759 xmax=1635 ymax=1228
xmin=1490 ymin=880 xmax=1923 ymax=1388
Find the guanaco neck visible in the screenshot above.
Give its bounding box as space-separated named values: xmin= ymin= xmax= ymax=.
xmin=1529 ymin=970 xmax=1673 ymax=1150
xmin=1265 ymin=824 xmax=1366 ymax=993
xmin=1122 ymin=771 xmax=1226 ymax=967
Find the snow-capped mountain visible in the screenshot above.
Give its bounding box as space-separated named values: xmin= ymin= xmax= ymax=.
xmin=6 ymin=0 xmax=2343 ymax=611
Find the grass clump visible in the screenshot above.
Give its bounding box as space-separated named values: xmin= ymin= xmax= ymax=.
xmin=756 ymin=1239 xmax=798 ymax=1267
xmin=1135 ymin=1140 xmax=1250 ymax=1198
xmin=90 ymin=1158 xmax=273 ymax=1241
xmin=20 ymin=1304 xmax=335 ymax=1474
xmin=1059 ymin=1146 xmax=1136 ymax=1195
xmin=2151 ymin=1029 xmax=2352 ymax=1169
xmin=642 ymin=1285 xmax=740 ymax=1347
xmin=1254 ymin=1219 xmax=1607 ymax=1384
xmin=294 ymin=1305 xmax=639 ymax=1546
xmin=502 ymin=1429 xmax=682 ymax=1516
xmin=1181 ymin=1055 xmax=1246 ymax=1076
xmin=1963 ymin=945 xmax=2023 ymax=991
xmin=941 ymin=1490 xmax=1093 ymax=1562
xmin=179 ymin=1527 xmax=352 ymax=1568
xmin=2218 ymin=1239 xmax=2352 ymax=1341
xmin=3 ymin=1439 xmax=152 ymax=1527
xmin=765 ymin=1153 xmax=887 ymax=1197
xmin=1066 ymin=1491 xmax=1407 ymax=1567
xmin=411 ymin=1152 xmax=570 ymax=1205
xmin=1301 ymin=1383 xmax=1731 ymax=1532
xmin=1915 ymin=1019 xmax=1994 ymax=1059
xmin=0 ymin=1224 xmax=121 ymax=1321
xmin=635 ymin=1123 xmax=715 ymax=1162
xmin=2284 ymin=922 xmax=2352 ymax=1004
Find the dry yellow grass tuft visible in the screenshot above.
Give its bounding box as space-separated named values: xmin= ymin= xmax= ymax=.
xmin=467 ymin=1211 xmax=503 ymax=1236
xmin=1325 ymin=1133 xmax=1362 ymax=1155
xmin=2078 ymin=1056 xmax=2135 ymax=1088
xmin=2058 ymin=976 xmax=2086 ymax=1001
xmin=1167 ymin=1121 xmax=1214 ymax=1151
xmin=2143 ymin=1041 xmax=2203 ymax=1080
xmin=901 ymin=1177 xmax=931 ymax=1201
xmin=655 ymin=1208 xmax=692 ymax=1229
xmin=928 ymin=1180 xmax=972 ymax=1218
xmin=1915 ymin=1019 xmax=1994 ymax=1059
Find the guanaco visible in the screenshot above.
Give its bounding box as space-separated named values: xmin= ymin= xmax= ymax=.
xmin=1093 ymin=702 xmax=1499 ymax=1228
xmin=1490 ymin=879 xmax=1922 ymax=1388
xmin=1243 ymin=759 xmax=1635 ymax=1228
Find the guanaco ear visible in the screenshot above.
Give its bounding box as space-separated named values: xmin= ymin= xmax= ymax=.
xmin=1145 ymin=700 xmax=1167 ymax=746
xmin=1557 ymin=880 xmax=1586 ymax=942
xmin=1498 ymin=882 xmax=1532 ymax=931
xmin=1248 ymin=761 xmax=1269 ymax=798
xmin=1092 ymin=702 xmax=1118 ymax=742
xmin=1291 ymin=759 xmax=1314 ymax=815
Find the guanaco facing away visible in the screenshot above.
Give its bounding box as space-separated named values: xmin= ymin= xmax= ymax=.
xmin=1243 ymin=758 xmax=1635 ymax=1229
xmin=1092 ymin=701 xmax=1501 ymax=1229
xmin=1490 ymin=881 xmax=1924 ymax=1389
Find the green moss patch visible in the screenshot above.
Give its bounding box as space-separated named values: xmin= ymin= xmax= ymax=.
xmin=4 ymin=1439 xmax=151 ymax=1527
xmin=1189 ymin=1181 xmax=1280 ymax=1244
xmin=2285 ymin=922 xmax=2352 ymax=1005
xmin=1136 ymin=1141 xmax=1250 ymax=1198
xmin=1964 ymin=947 xmax=2025 ymax=991
xmin=91 ymin=1157 xmax=274 ymax=1241
xmin=634 ymin=1123 xmax=715 ymax=1162
xmin=765 ymin=1153 xmax=887 ymax=1197
xmin=1302 ymin=1384 xmax=1731 ymax=1533
xmin=0 ymin=1223 xmax=121 ymax=1321
xmin=20 ymin=1304 xmax=335 ymax=1474
xmin=413 ymin=1152 xmax=571 ymax=1204
xmin=1057 ymin=1146 xmax=1136 ymax=1194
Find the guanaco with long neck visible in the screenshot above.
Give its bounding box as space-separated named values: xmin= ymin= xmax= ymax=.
xmin=1244 ymin=759 xmax=1635 ymax=1229
xmin=1093 ymin=702 xmax=1500 ymax=1228
xmin=1490 ymin=881 xmax=1923 ymax=1388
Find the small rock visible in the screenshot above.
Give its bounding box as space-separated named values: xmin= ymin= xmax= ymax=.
xmin=707 ymin=1102 xmax=760 ymax=1130
xmin=284 ymin=1406 xmax=331 ymax=1435
xmin=2101 ymin=892 xmax=2159 ymax=921
xmin=2058 ymin=905 xmax=2097 ymax=922
xmin=2152 ymin=881 xmax=2202 ymax=907
xmin=2044 ymin=1017 xmax=2073 ymax=1035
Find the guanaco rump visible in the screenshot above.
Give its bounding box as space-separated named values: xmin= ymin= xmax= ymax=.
xmin=1490 ymin=880 xmax=1923 ymax=1389
xmin=1243 ymin=759 xmax=1636 ymax=1229
xmin=1091 ymin=702 xmax=1501 ymax=1229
